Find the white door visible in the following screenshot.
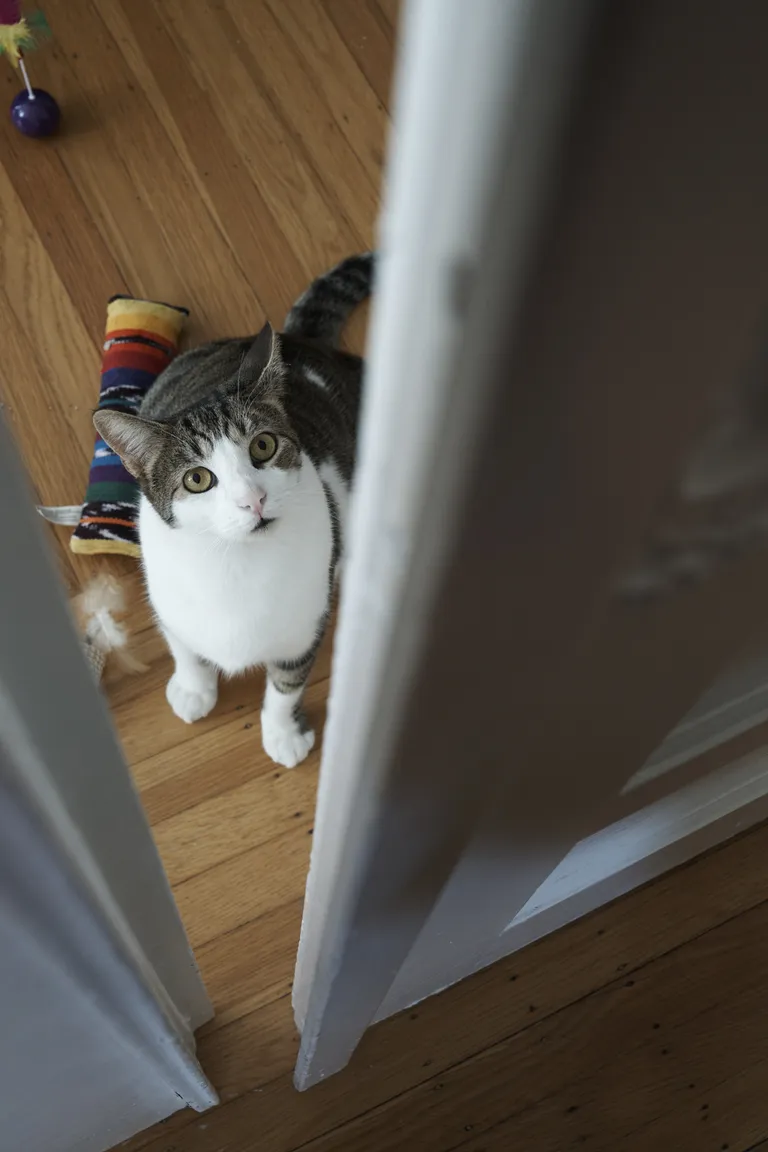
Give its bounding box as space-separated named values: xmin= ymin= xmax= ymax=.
xmin=0 ymin=414 xmax=216 ymax=1151
xmin=293 ymin=0 xmax=768 ymax=1088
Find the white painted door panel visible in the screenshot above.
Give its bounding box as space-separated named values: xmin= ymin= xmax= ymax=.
xmin=0 ymin=413 xmax=216 ymax=1151
xmin=294 ymin=0 xmax=768 ymax=1088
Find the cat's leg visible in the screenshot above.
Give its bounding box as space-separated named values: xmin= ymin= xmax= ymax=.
xmin=163 ymin=626 xmax=219 ymax=723
xmin=262 ymin=640 xmax=321 ymax=769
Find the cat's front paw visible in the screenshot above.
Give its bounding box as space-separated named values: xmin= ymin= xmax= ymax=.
xmin=261 ymin=713 xmax=315 ymax=769
xmin=166 ymin=674 xmax=218 ymax=723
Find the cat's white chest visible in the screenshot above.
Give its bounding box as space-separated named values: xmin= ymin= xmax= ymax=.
xmin=139 ymin=476 xmax=332 ymax=673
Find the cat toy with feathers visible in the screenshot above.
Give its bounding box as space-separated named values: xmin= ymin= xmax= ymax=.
xmin=71 ymin=575 xmax=148 ymax=683
xmin=0 ymin=0 xmax=59 ymax=136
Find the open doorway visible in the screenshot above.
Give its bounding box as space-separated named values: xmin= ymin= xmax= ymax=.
xmin=8 ymin=2 xmax=768 ymax=1150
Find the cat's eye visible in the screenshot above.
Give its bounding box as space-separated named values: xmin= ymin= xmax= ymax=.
xmin=249 ymin=432 xmax=278 ymax=464
xmin=183 ymin=466 xmax=215 ymax=493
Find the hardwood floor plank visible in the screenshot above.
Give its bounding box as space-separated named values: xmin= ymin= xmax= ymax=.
xmin=163 ymin=0 xmax=359 ymax=276
xmin=125 ymin=996 xmax=302 ymax=1152
xmin=197 ymin=995 xmax=300 ymax=1105
xmin=21 ymin=36 xmax=190 ymax=316
xmin=127 ymin=822 xmax=768 ymax=1152
xmin=606 ymin=1060 xmax=768 ymax=1152
xmin=110 ymin=624 xmax=333 ymax=773
xmin=459 ymin=1064 xmax=768 ymax=1152
xmin=374 ymin=0 xmax=400 ymax=32
xmin=42 ymin=0 xmax=264 ymax=340
xmin=196 ymin=898 xmax=305 ymax=1031
xmin=134 ymin=678 xmax=328 ymax=825
xmin=101 ymin=0 xmax=305 ymax=324
xmin=151 ymin=747 xmax=319 ymax=885
xmin=0 ymin=134 xmax=123 ymax=591
xmin=175 ymin=825 xmax=312 ymax=949
xmin=112 ymin=667 xmax=263 ymax=767
xmin=0 ymin=74 xmax=127 ymax=344
xmin=222 ymin=0 xmax=378 ymax=245
xmin=237 ymin=900 xmax=768 ymax=1152
xmin=0 ymin=164 xmax=101 ymax=461
xmin=323 ymin=0 xmax=398 ymax=112
xmin=263 ymin=0 xmax=389 ymax=193
xmin=0 ymin=289 xmax=90 ymax=584
xmin=134 ymin=710 xmax=268 ymax=817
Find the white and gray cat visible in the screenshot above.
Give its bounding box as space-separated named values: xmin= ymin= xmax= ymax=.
xmin=94 ymin=253 xmax=372 ymax=768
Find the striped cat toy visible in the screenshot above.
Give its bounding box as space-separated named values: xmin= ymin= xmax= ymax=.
xmin=70 ymin=296 xmax=189 ymax=557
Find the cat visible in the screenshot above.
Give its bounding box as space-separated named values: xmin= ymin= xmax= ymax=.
xmin=94 ymin=253 xmax=373 ymax=768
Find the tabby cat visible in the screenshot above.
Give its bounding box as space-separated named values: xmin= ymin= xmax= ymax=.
xmin=94 ymin=253 xmax=372 ymax=768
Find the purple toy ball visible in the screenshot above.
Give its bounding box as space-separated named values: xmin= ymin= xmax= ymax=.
xmin=10 ymin=87 xmax=60 ymax=138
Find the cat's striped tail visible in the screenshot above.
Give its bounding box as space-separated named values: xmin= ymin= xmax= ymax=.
xmin=284 ymin=252 xmax=374 ymax=347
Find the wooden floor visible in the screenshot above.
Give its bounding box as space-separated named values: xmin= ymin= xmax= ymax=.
xmin=4 ymin=2 xmax=768 ymax=1151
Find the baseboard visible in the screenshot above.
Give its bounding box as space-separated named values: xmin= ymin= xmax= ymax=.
xmin=375 ymin=745 xmax=768 ymax=1023
xmin=626 ymin=653 xmax=768 ymax=791
xmin=509 ymin=745 xmax=768 ymax=929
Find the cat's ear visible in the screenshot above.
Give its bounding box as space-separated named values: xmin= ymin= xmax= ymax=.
xmin=93 ymin=411 xmax=169 ymax=480
xmin=241 ymin=322 xmax=285 ymax=393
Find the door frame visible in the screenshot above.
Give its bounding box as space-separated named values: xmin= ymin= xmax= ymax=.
xmin=0 ymin=412 xmax=216 ymax=1149
xmin=293 ymin=0 xmax=597 ymax=1089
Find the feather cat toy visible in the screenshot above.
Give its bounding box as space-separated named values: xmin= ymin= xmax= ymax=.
xmin=0 ymin=0 xmax=59 ymax=136
xmin=70 ymin=575 xmax=148 ymax=682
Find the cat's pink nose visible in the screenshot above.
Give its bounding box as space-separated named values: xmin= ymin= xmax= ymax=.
xmin=238 ymin=491 xmax=266 ymax=516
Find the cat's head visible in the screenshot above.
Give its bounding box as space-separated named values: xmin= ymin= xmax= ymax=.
xmin=94 ymin=324 xmax=302 ymax=542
